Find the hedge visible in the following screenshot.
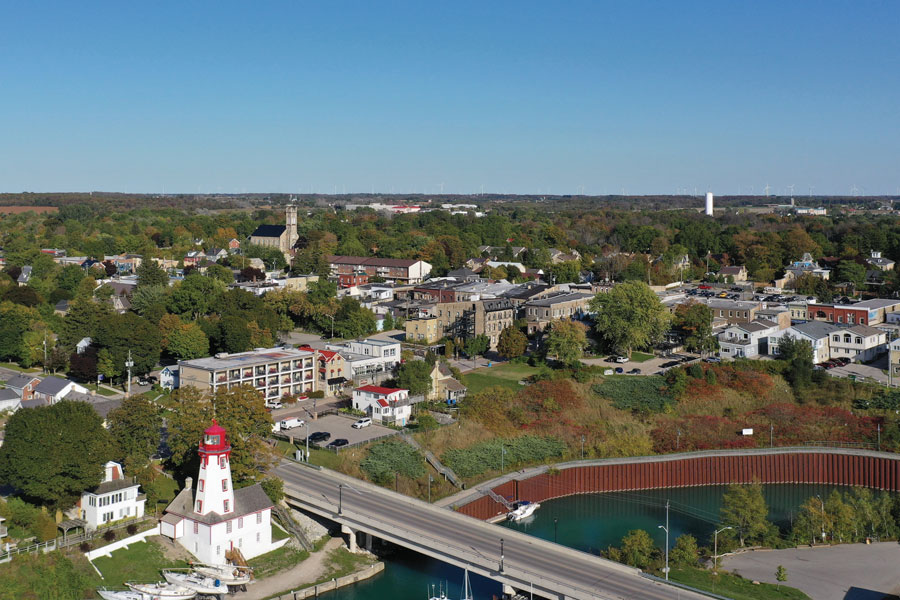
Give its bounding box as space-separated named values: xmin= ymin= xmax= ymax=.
xmin=441 ymin=435 xmax=567 ymax=478
xmin=360 ymin=440 xmax=426 ymax=485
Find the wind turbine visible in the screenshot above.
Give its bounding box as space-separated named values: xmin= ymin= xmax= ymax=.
xmin=764 ymin=183 xmax=771 ymax=197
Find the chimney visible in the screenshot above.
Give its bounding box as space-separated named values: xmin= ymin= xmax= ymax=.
xmin=185 ymin=477 xmax=193 ymax=490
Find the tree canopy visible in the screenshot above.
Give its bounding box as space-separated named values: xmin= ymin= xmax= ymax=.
xmin=590 ymin=281 xmax=671 ymax=357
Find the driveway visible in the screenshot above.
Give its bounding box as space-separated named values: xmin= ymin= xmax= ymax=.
xmin=276 ymin=413 xmax=397 ymax=450
xmin=581 ymin=353 xmax=699 ymax=375
xmin=723 ymin=542 xmax=900 ymax=600
xmin=830 ymin=363 xmax=892 ymax=386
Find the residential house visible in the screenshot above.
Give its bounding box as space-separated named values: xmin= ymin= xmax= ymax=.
xmin=0 ymin=389 xmax=22 ymax=413
xmin=4 ymin=374 xmax=40 ymax=402
xmin=446 ymin=267 xmax=480 ymax=281
xmin=54 ymin=299 xmax=70 ymax=316
xmin=338 ymin=270 xmax=368 ymax=288
xmin=184 ymin=251 xmax=204 ymax=267
xmin=161 ymin=421 xmax=275 ymax=564
xmin=159 ymin=366 xmax=179 ymax=391
xmin=866 ymin=251 xmax=895 ymax=271
xmin=429 ymin=363 xmax=467 ymax=405
xmin=76 ymin=337 xmax=92 ymax=354
xmin=769 ymin=321 xmax=842 ymax=363
xmin=523 ymin=292 xmax=593 ymax=334
xmin=32 ymin=376 xmax=89 ymax=405
xmin=549 ymin=248 xmax=582 ymax=264
xmin=17 ymin=265 xmax=32 ymax=286
xmin=299 ymin=347 xmax=347 ymax=394
xmin=890 ymin=339 xmax=900 ymax=380
xmin=228 ymin=238 xmax=241 ymax=251
xmin=719 ymin=265 xmax=748 ymax=282
xmin=785 ymin=253 xmax=830 ymax=281
xmin=178 ymin=347 xmax=317 ymax=401
xmin=352 ymin=385 xmax=411 ymax=426
xmin=717 ymin=319 xmax=779 ymax=359
xmin=205 ymin=248 xmax=228 ymax=263
xmin=755 ymin=306 xmax=792 ymax=330
xmin=79 ymin=461 xmax=146 ymax=529
xmin=326 ymin=255 xmax=432 ymax=284
xmin=828 ymin=325 xmax=887 ymax=362
xmin=477 ymin=245 xmax=526 ymax=260
xmin=324 ymin=338 xmax=402 ymax=385
xmin=103 ymin=254 xmax=143 ymax=274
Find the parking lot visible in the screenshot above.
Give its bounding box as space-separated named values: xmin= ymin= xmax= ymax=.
xmin=582 ymin=352 xmax=700 ymax=375
xmin=275 ymin=413 xmax=397 ymax=449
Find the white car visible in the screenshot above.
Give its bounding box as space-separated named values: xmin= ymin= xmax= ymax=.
xmin=614 ymin=356 xmax=629 ymax=363
xmin=352 ymin=417 xmax=372 ymax=429
xmin=279 ymin=417 xmax=305 ymax=430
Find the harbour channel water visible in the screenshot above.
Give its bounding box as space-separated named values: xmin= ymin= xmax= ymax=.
xmin=319 ymin=483 xmax=875 ymax=599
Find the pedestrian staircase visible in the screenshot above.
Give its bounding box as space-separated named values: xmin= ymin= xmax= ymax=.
xmin=272 ymin=505 xmax=314 ymax=551
xmin=482 ymin=487 xmax=514 ymax=511
xmin=400 ymin=433 xmax=463 ymax=488
xmin=225 ymin=547 xmax=250 ymax=572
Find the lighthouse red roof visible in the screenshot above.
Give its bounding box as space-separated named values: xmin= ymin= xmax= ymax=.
xmin=200 ymin=419 xmax=229 ymax=452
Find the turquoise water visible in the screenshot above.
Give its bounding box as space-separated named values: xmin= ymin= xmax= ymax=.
xmin=322 ymin=484 xmax=874 ymax=599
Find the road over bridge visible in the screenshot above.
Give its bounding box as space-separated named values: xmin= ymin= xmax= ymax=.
xmin=276 ymin=460 xmax=706 ymax=600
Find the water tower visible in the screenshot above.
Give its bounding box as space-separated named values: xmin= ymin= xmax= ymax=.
xmin=705 ymin=192 xmax=714 ymax=216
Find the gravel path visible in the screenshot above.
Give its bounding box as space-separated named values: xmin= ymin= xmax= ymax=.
xmin=232 ymin=537 xmax=344 ymax=600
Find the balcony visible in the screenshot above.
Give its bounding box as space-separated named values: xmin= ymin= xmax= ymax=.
xmin=243 ymin=369 xmax=254 ymax=379
xmin=215 ymin=375 xmax=227 ymax=384
xmin=255 ymin=366 xmax=266 ymax=376
xmin=267 ymin=366 xmax=278 ymax=374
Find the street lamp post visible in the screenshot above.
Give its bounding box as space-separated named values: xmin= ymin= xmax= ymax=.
xmin=304 ymin=422 xmax=310 ymax=462
xmin=501 ymin=444 xmax=506 ymax=471
xmin=554 ymin=517 xmax=558 ymax=543
xmin=658 ymin=500 xmax=670 ymax=581
xmin=499 ymin=538 xmax=505 ymax=573
xmin=125 ymin=350 xmax=134 ymax=397
xmin=338 ymin=484 xmax=343 ymax=515
xmin=581 ymin=435 xmax=585 ymax=459
xmin=428 ymin=474 xmax=433 ymax=504
xmin=713 ymin=526 xmax=733 ymax=573
xmin=816 ymin=494 xmax=826 ymax=542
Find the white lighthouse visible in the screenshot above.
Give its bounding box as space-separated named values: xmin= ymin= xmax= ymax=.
xmin=160 ymin=420 xmax=276 ymax=564
xmin=195 ymin=420 xmax=235 ymax=516
xmin=705 ymin=192 xmax=714 ymax=216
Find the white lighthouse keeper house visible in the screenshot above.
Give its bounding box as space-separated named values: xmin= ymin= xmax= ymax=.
xmin=160 ymin=420 xmax=274 ymax=564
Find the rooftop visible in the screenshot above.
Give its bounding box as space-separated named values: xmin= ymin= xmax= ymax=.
xmin=165 ymin=483 xmax=273 ymax=525
xmin=852 ymin=298 xmax=900 ymax=309
xmin=526 ymin=292 xmax=593 ymax=307
xmin=250 ymin=224 xmax=286 ymax=238
xmin=327 ymin=255 xmax=421 ymax=268
xmin=790 ymin=321 xmax=843 ymax=339
xmin=356 ymin=384 xmax=406 ymax=395
xmin=179 ymin=347 xmax=314 ymax=371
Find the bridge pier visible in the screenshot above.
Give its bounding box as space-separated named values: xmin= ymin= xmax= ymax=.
xmin=364 ymin=532 xmax=373 ymax=552
xmin=340 ymin=524 xmax=357 ymax=553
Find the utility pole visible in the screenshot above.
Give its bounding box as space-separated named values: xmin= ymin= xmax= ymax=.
xmin=338 ymin=484 xmax=343 ymax=515
xmin=305 ymin=422 xmax=310 ymax=462
xmin=770 ymin=424 xmax=774 ymax=448
xmin=125 ymin=349 xmax=134 ymax=397
xmin=428 ymin=474 xmax=433 ymax=503
xmin=42 ymin=333 xmax=48 ymax=374
xmin=713 ymin=526 xmax=733 ymax=573
xmin=581 ymin=435 xmax=585 ymax=459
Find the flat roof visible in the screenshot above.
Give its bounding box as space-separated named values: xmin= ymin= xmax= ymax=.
xmin=179 ymin=347 xmax=314 ymax=371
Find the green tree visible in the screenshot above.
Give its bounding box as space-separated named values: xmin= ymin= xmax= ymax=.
xmin=497 ymin=326 xmax=527 ymax=359
xmin=206 ymin=263 xmax=235 ymax=284
xmin=136 ymin=260 xmax=169 ymax=288
xmin=0 ymin=400 xmax=115 ymax=506
xmin=218 ymin=315 xmax=252 ymax=353
xmin=261 ymin=477 xmax=285 ymax=504
xmin=166 ymin=385 xmax=275 ymax=486
xmin=0 ymin=301 xmax=41 ymax=363
xmin=620 ymin=529 xmax=657 ymax=569
xmin=130 ymin=284 xmax=168 ymax=316
xmin=333 ymin=297 xmax=377 ymax=338
xmin=543 ymin=320 xmax=587 ymax=365
xmin=395 ymin=360 xmax=433 ymax=396
xmin=776 ymin=335 xmax=815 ymax=388
xmin=835 ymin=260 xmax=867 ymax=290
xmin=94 ymin=312 xmax=162 ymax=377
xmin=107 ymin=396 xmax=163 ymax=464
xmin=590 ymin=281 xmax=672 ymax=357
xmin=382 ymin=311 xmax=395 ymax=331
xmin=720 ymin=482 xmax=771 ymax=547
xmin=673 ymin=302 xmax=717 ymax=355
xmin=166 ymin=321 xmax=210 ymax=360
xmin=825 ymin=489 xmax=856 ymax=543
xmin=168 ymin=274 xmax=224 ymax=319
xmin=59 ymin=298 xmax=112 ymax=350
xmin=97 ymin=348 xmax=117 ymax=382
xmin=464 ymin=334 xmax=491 ymax=358
xmin=776 ymin=565 xmax=787 ymax=588
xmin=670 ymin=534 xmax=699 ymax=567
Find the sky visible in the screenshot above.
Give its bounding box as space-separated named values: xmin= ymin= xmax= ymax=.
xmin=1 ymin=1 xmax=899 ymax=196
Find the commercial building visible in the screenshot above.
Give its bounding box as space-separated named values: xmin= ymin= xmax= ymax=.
xmin=405 ymin=316 xmax=441 ymax=344
xmin=426 ymin=298 xmax=515 ymax=348
xmin=524 ymin=292 xmax=593 ymax=334
xmin=326 ymin=255 xmax=432 ymax=284
xmin=178 ymin=347 xmax=317 ymax=401
xmin=828 ymin=325 xmax=887 ymax=362
xmin=769 ymin=321 xmax=843 ymax=363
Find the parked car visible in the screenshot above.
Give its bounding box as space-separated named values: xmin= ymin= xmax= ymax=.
xmin=352 ymin=417 xmax=372 ymax=429
xmin=614 ymin=356 xmax=629 ymax=363
xmin=137 ymin=377 xmax=150 ymax=386
xmin=279 ymin=417 xmax=305 ymax=430
xmin=835 ymin=357 xmax=851 ymax=366
xmin=627 ymin=368 xmax=641 ymax=375
xmin=605 ymin=356 xmax=620 ymax=363
xmin=327 ymin=438 xmax=349 ymax=449
xmin=307 ymin=431 xmax=331 ymax=443
xmin=698 ymin=284 xmax=712 ymax=290
xmin=704 ymin=357 xmax=722 ymax=364
xmin=661 ymin=360 xmax=680 ymax=368
xmin=266 ymin=400 xmax=283 ymax=410
xmin=614 ymin=367 xmax=624 ymax=374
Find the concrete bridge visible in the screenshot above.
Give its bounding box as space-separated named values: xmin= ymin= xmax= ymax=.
xmin=275 ymin=460 xmax=707 ymax=600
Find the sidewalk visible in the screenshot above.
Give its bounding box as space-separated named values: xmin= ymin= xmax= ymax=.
xmin=232 ymin=537 xmax=343 ymax=600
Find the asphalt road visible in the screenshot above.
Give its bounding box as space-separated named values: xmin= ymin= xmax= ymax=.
xmin=275 ymin=461 xmax=706 ymax=600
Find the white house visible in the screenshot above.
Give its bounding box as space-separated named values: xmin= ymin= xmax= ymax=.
xmin=326 ymin=338 xmax=402 ymax=385
xmin=717 ymin=319 xmax=779 ymax=359
xmin=31 ymin=376 xmax=89 ymax=405
xmin=828 ymin=325 xmax=887 ymax=362
xmin=352 ymin=385 xmax=411 ymax=426
xmin=159 ymin=366 xmax=179 ymax=391
xmin=0 ymin=389 xmax=21 ymax=413
xmin=79 ymin=461 xmax=146 ymax=529
xmin=769 ymin=321 xmax=842 ymax=363
xmin=161 ymin=421 xmax=274 ymax=564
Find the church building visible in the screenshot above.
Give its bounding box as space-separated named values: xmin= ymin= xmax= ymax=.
xmin=160 ymin=420 xmax=274 ymax=564
xmin=248 ymin=205 xmax=299 ymax=263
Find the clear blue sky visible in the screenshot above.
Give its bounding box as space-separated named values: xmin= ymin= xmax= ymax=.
xmin=1 ymin=1 xmax=898 ymax=195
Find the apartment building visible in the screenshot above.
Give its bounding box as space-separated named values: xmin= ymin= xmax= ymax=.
xmin=828 ymin=325 xmax=887 ymax=362
xmin=405 ymin=317 xmax=441 ymax=344
xmin=326 ymin=255 xmax=432 ymax=284
xmin=523 ymin=292 xmax=593 ymax=334
xmin=717 ymin=319 xmax=780 ymax=358
xmin=178 ymin=347 xmax=317 ymax=401
xmin=769 ymin=321 xmax=842 ymax=363
xmin=425 ymin=298 xmax=515 ymax=349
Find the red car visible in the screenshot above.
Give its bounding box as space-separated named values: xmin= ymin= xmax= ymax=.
xmin=698 ymin=284 xmax=712 ymax=290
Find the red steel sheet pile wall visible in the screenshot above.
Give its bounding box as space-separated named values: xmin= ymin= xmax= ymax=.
xmin=457 ymin=453 xmax=900 ymax=520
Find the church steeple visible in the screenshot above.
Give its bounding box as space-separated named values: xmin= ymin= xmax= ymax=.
xmin=194 ymin=420 xmax=235 ymax=516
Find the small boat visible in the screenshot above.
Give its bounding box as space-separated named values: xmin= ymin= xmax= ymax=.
xmin=97 ymin=590 xmax=148 ymax=600
xmin=428 ymin=567 xmax=473 ymax=600
xmin=124 ymin=581 xmax=197 ymax=599
xmin=506 ymin=500 xmax=540 ymax=521
xmin=191 ymin=563 xmax=253 ymax=586
xmin=162 ymin=571 xmax=228 ymax=595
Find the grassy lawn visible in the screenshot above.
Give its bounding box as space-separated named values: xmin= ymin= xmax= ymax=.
xmin=313 ymin=546 xmax=375 ymax=585
xmin=629 ymin=351 xmax=655 ymax=363
xmin=461 ymin=362 xmax=539 ymax=395
xmin=670 ymin=567 xmax=811 ymax=600
xmin=92 ymin=538 xmax=189 ymax=587
xmin=0 ymin=362 xmax=41 ymax=373
xmin=247 ymin=544 xmax=309 ymax=579
xmin=88 ymin=383 xmax=119 ymax=396
xmin=275 ymin=440 xmax=344 ymax=470
xmin=271 ymin=522 xmax=290 ymax=541
xmin=147 ymin=475 xmax=180 ymax=513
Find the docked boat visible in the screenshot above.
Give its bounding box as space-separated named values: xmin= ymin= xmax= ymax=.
xmin=191 ymin=563 xmax=253 ymax=586
xmin=123 ymin=581 xmax=197 ymax=599
xmin=428 ymin=567 xmax=473 ymax=600
xmin=506 ymin=500 xmax=540 ymax=521
xmin=162 ymin=570 xmax=229 ymax=595
xmin=97 ymin=590 xmax=152 ymax=600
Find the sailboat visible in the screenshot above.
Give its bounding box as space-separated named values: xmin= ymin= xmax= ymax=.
xmin=428 ymin=567 xmax=473 ymax=600
xmin=190 ymin=562 xmax=253 ymax=586
xmin=162 ymin=570 xmax=229 ymax=595
xmin=123 ymin=581 xmax=198 ymax=599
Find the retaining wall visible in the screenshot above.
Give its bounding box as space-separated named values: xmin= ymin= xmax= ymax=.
xmin=270 ymin=562 xmax=385 ymax=599
xmin=456 ymin=449 xmax=900 ymax=520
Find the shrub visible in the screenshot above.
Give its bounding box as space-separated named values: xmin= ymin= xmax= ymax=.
xmin=592 ymin=376 xmax=675 ymax=413
xmin=79 ymin=542 xmax=92 ymax=552
xmin=126 ymin=524 xmax=138 ymax=535
xmin=687 ymin=363 xmax=703 ymax=379
xmin=261 ymin=477 xmax=285 ymax=503
xmin=360 ymin=440 xmax=426 ymax=485
xmin=307 ymin=390 xmax=325 ymax=399
xmin=103 ymin=529 xmax=116 ymax=542
xmin=441 ymin=435 xmax=567 ymax=478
